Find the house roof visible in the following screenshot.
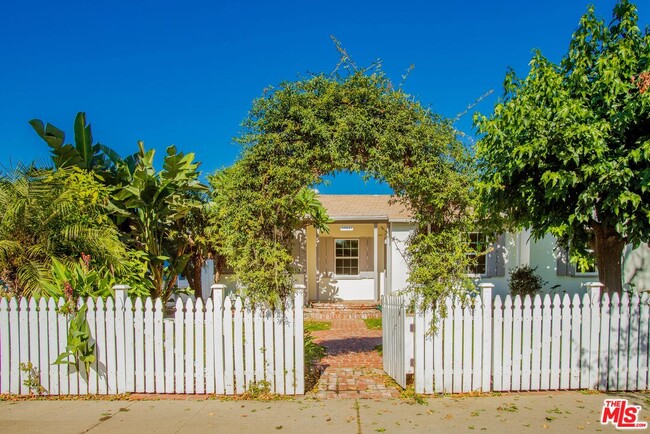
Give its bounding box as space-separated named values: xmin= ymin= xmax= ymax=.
xmin=317 ymin=194 xmax=414 ymax=222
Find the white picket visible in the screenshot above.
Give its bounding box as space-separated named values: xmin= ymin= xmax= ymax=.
xmin=638 ymin=293 xmax=649 ymax=389
xmin=294 ymin=288 xmax=305 ymax=395
xmin=520 ymin=295 xmax=532 ymax=391
xmin=569 ymin=294 xmax=581 ymax=389
xmin=174 ymin=298 xmax=185 ymax=394
xmin=461 ymin=300 xmax=472 ymax=392
xmin=627 ymin=294 xmax=640 ymax=391
xmin=195 ymin=298 xmax=205 ymax=394
xmin=451 ymin=299 xmax=461 ymax=393
xmin=27 ymin=298 xmax=40 ymax=394
xmin=263 ymin=303 xmax=275 ymax=392
xmin=413 ymin=297 xmax=425 ymax=393
xmin=244 ymin=300 xmax=255 ymax=391
xmin=540 ymin=295 xmax=552 ymax=390
xmin=84 ymin=298 xmax=98 ymax=394
xmin=114 ymin=296 xmax=125 ymax=394
xmin=549 ymin=294 xmax=562 ymax=389
xmin=56 ymin=299 xmax=68 ymax=395
xmin=492 ymin=296 xmax=503 ymax=391
xmin=35 ymin=298 xmax=48 ymax=394
xmin=530 ymin=295 xmax=542 ymax=390
xmin=502 ymin=296 xmax=513 ymax=391
xmin=589 ymin=292 xmax=601 ymax=389
xmin=94 ymin=298 xmax=106 ymax=394
xmin=163 ymin=318 xmax=176 ymax=393
xmin=423 ymin=305 xmax=434 ymax=394
xmin=134 ymin=298 xmax=145 ymax=393
xmin=433 ymin=304 xmax=443 ymax=393
xmin=560 ymin=294 xmax=571 ymax=389
xmin=609 ymin=293 xmax=621 ymax=390
xmin=124 ymin=298 xmax=135 ymax=393
xmin=472 ymin=295 xmax=483 ymax=392
xmin=214 ymin=294 xmax=225 ymax=394
xmin=618 ymin=293 xmax=630 ymax=391
xmin=144 ymin=297 xmax=155 ymax=393
xmin=254 ymin=304 xmax=265 ymax=385
xmin=443 ymin=298 xmax=453 ymax=392
xmin=184 ymin=298 xmax=195 ymax=393
xmin=233 ymin=298 xmax=245 ymax=394
xmin=481 ymin=287 xmax=492 ymax=392
xmin=274 ymin=304 xmax=285 ymax=394
xmin=511 ymin=296 xmax=522 ymax=391
xmin=223 ymin=297 xmax=235 ymax=394
xmin=104 ymin=297 xmax=116 ymax=394
xmin=283 ymin=297 xmax=295 ymax=395
xmin=598 ymin=294 xmax=611 ymax=390
xmin=18 ymin=298 xmax=29 ymax=395
xmin=46 ymin=298 xmax=59 ymax=395
xmin=204 ymin=298 xmax=215 ymax=394
xmin=579 ymin=293 xmax=591 ymax=389
xmin=0 ymin=298 xmax=9 ymax=393
xmin=153 ymin=299 xmax=165 ymax=393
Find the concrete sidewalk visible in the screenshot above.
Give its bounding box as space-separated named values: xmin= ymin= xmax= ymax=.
xmin=1 ymin=391 xmax=647 ymax=433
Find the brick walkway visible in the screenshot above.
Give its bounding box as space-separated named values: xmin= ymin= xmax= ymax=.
xmin=307 ymin=318 xmax=402 ymax=399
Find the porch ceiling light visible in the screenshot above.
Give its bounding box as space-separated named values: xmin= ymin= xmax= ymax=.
xmin=340 ymin=226 xmax=354 ymax=231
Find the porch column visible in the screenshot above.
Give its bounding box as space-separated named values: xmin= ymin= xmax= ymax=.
xmin=306 ymin=226 xmax=318 ymax=302
xmin=374 ymin=223 xmax=379 ymax=301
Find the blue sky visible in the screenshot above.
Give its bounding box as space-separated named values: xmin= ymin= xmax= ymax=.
xmin=0 ymin=0 xmax=640 ymax=193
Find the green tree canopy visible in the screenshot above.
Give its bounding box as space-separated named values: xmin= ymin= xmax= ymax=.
xmin=475 ymin=0 xmax=650 ymax=293
xmin=210 ymin=66 xmax=476 ymax=304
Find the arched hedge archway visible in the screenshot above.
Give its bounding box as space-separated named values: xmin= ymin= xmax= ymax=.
xmin=209 ymin=69 xmax=475 ymax=303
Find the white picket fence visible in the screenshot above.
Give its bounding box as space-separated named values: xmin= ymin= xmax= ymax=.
xmin=409 ymin=284 xmax=650 ymax=394
xmin=0 ymin=285 xmax=305 ymax=396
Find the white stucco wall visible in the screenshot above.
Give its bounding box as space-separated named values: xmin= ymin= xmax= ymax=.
xmin=388 ymin=222 xmax=415 ymax=295
xmin=478 ymin=233 xmax=650 ymax=298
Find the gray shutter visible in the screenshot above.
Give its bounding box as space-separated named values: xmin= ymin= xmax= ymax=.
xmin=359 ymin=238 xmax=373 ymax=272
xmin=486 ymin=233 xmax=506 ymax=277
xmin=556 ymin=247 xmax=576 ymax=276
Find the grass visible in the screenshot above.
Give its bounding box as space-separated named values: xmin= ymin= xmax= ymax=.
xmin=363 ymin=318 xmax=382 ymax=330
xmin=374 ymin=344 xmax=383 ymax=355
xmin=304 ymin=321 xmax=331 ymax=332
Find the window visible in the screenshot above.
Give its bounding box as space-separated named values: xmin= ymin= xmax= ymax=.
xmin=467 ymin=232 xmax=488 ymax=276
xmin=335 ymin=239 xmax=359 ymax=276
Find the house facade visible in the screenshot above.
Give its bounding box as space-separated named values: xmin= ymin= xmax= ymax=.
xmin=216 ymin=194 xmax=650 ymax=302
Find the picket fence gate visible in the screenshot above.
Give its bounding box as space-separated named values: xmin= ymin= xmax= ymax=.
xmin=0 ymin=284 xmax=305 ymax=396
xmin=405 ymin=283 xmax=650 ymax=394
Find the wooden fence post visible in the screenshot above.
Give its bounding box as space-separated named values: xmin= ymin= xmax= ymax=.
xmin=478 ymin=283 xmax=493 ymax=392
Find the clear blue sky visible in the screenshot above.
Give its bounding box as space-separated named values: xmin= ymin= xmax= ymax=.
xmin=0 ymin=0 xmax=641 ymax=193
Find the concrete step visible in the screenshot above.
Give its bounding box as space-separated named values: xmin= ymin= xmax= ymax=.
xmin=304 ymin=308 xmax=381 ymax=320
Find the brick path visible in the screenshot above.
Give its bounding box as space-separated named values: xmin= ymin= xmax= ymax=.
xmin=307 ymin=318 xmax=401 ymax=399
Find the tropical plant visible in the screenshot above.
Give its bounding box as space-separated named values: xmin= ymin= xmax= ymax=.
xmin=112 ymin=142 xmax=208 ymax=300
xmin=0 ymin=167 xmax=129 ymax=296
xmin=474 ymin=0 xmax=650 ymax=293
xmin=53 ymin=304 xmax=96 ymax=377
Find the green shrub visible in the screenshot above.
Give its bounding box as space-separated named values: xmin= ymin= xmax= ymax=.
xmin=508 ymin=265 xmax=545 ymax=297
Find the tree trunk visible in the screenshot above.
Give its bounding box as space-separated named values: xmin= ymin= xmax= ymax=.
xmin=192 ymin=255 xmax=202 ymax=299
xmin=591 ymin=222 xmax=626 ymax=294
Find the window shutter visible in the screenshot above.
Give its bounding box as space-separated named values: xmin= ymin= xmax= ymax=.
xmin=486 ymin=233 xmax=506 ymax=277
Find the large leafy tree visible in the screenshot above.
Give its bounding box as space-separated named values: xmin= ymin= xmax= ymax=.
xmin=30 ymin=113 xmax=208 ymax=300
xmin=475 ymin=0 xmax=650 ymax=293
